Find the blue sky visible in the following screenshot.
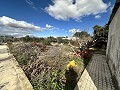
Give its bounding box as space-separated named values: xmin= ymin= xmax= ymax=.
xmin=0 ymin=0 xmax=115 ymax=37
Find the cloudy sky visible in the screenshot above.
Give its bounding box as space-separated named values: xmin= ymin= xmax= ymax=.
xmin=0 ymin=0 xmax=115 ymax=37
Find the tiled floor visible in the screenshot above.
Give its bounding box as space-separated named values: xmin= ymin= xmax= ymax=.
xmin=75 ymin=54 xmax=116 ymax=90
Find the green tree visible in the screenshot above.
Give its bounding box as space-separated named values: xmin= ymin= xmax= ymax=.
xmin=57 ymin=37 xmax=63 ymax=44
xmin=47 ymin=36 xmax=57 ymax=42
xmin=22 ymin=35 xmax=32 ymax=42
xmin=73 ymin=31 xmax=90 ymax=38
xmin=93 ymin=25 xmax=108 ymax=48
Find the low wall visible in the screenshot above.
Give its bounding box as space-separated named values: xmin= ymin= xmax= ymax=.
xmin=0 ymin=45 xmax=33 ymax=90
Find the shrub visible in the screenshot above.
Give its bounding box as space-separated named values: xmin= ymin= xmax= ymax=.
xmin=17 ymin=53 xmax=31 ymax=65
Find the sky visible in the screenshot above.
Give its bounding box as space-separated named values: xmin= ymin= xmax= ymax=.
xmin=0 ymin=0 xmax=115 ymax=37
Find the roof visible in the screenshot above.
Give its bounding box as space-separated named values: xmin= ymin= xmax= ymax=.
xmin=107 ymin=0 xmax=120 ymax=25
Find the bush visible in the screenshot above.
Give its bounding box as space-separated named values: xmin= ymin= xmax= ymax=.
xmin=42 ymin=39 xmax=51 ymax=45
xmin=17 ymin=53 xmax=31 ymax=65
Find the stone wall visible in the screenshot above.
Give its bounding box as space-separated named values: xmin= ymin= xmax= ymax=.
xmin=106 ymin=6 xmax=120 ymax=89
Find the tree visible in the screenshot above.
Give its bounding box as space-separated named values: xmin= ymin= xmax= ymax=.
xmin=22 ymin=35 xmax=32 ymax=42
xmin=47 ymin=36 xmax=57 ymax=42
xmin=93 ymin=25 xmax=108 ymax=48
xmin=73 ymin=31 xmax=92 ymax=48
xmin=73 ymin=31 xmax=90 ymax=38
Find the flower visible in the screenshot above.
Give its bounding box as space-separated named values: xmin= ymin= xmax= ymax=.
xmin=67 ymin=60 xmax=76 ymax=69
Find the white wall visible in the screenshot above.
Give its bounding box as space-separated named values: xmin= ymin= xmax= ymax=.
xmin=106 ymin=6 xmax=120 ymax=89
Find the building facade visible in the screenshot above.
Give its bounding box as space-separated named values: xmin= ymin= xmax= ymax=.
xmin=106 ymin=0 xmax=120 ymax=89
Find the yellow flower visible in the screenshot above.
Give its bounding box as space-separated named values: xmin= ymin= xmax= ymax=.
xmin=67 ymin=60 xmax=76 ymax=69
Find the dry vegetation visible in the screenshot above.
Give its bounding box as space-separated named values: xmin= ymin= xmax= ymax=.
xmin=8 ymin=42 xmax=87 ymax=90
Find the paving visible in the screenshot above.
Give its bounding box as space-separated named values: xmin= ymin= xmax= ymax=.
xmin=0 ymin=45 xmax=33 ymax=90
xmin=75 ymin=53 xmax=116 ymax=90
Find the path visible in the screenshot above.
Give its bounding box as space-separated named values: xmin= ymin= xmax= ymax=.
xmin=75 ymin=53 xmax=116 ymax=90
xmin=0 ymin=45 xmax=33 ymax=90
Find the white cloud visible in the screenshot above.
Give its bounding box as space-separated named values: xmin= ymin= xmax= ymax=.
xmin=25 ymin=0 xmax=39 ymax=11
xmin=0 ymin=16 xmax=45 ymax=37
xmin=45 ymin=0 xmax=110 ymax=21
xmin=46 ymin=24 xmax=53 ymax=28
xmin=110 ymin=5 xmax=114 ymax=12
xmin=69 ymin=28 xmax=80 ymax=34
xmin=26 ymin=0 xmax=34 ymax=6
xmin=45 ymin=24 xmax=60 ymax=32
xmin=95 ymin=15 xmax=101 ymax=19
xmin=0 ymin=26 xmax=32 ymax=37
xmin=0 ymin=16 xmax=43 ymax=31
xmin=0 ymin=16 xmax=61 ymax=37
